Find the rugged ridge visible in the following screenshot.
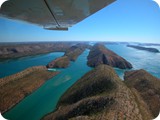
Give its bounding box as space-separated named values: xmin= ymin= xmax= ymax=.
xmin=87 ymin=43 xmax=132 ymax=69
xmin=124 ymin=69 xmax=160 ymax=119
xmin=47 ymin=44 xmax=88 ymax=68
xmin=46 ymin=56 xmax=70 ymax=68
xmin=42 ymin=65 xmax=143 ymax=120
xmin=64 ymin=43 xmax=89 ymax=61
xmin=0 ymin=66 xmax=59 ymax=114
xmin=0 ymin=42 xmax=72 ymax=60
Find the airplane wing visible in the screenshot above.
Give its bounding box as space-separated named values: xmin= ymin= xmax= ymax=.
xmin=0 ymin=0 xmax=115 ymax=30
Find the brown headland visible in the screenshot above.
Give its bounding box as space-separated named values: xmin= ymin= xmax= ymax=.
xmin=42 ymin=65 xmax=143 ymax=120
xmin=124 ymin=69 xmax=160 ymax=119
xmin=0 ymin=66 xmax=59 ymax=114
xmin=87 ymin=43 xmax=132 ymax=69
xmin=47 ymin=43 xmax=90 ymax=68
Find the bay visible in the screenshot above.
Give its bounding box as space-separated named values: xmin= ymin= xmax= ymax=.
xmin=3 ymin=50 xmax=92 ymax=120
xmin=0 ymin=52 xmax=64 ymax=78
xmin=2 ymin=44 xmax=160 ymax=120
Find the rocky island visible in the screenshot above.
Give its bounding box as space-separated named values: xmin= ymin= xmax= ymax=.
xmin=0 ymin=66 xmax=59 ymax=114
xmin=87 ymin=44 xmax=132 ymax=69
xmin=124 ymin=69 xmax=160 ymax=119
xmin=42 ymin=65 xmax=143 ymax=120
xmin=47 ymin=43 xmax=89 ymax=68
xmin=127 ymin=45 xmax=160 ymax=53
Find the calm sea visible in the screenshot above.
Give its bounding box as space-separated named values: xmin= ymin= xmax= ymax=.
xmin=0 ymin=52 xmax=64 ymax=78
xmin=3 ymin=50 xmax=92 ymax=120
xmin=106 ymin=44 xmax=160 ymax=79
xmin=1 ymin=44 xmax=160 ymax=120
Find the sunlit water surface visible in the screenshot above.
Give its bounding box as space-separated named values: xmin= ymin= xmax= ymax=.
xmin=106 ymin=44 xmax=160 ymax=79
xmin=0 ymin=52 xmax=64 ymax=78
xmin=1 ymin=44 xmax=160 ymax=120
xmin=3 ymin=50 xmax=92 ymax=120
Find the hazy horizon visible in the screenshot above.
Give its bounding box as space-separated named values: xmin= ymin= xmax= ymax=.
xmin=0 ymin=40 xmax=160 ymax=44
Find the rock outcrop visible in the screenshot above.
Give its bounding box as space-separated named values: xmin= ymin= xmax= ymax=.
xmin=42 ymin=65 xmax=143 ymax=120
xmin=0 ymin=66 xmax=59 ymax=114
xmin=127 ymin=45 xmax=160 ymax=53
xmin=47 ymin=43 xmax=88 ymax=68
xmin=87 ymin=44 xmax=132 ymax=69
xmin=47 ymin=56 xmax=70 ymax=68
xmin=124 ymin=69 xmax=160 ymax=119
xmin=64 ymin=43 xmax=88 ymax=61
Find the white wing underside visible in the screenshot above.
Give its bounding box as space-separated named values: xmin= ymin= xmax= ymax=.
xmin=0 ymin=0 xmax=115 ymax=30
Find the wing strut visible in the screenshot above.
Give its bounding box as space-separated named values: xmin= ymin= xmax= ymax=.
xmin=43 ymin=0 xmax=60 ymax=27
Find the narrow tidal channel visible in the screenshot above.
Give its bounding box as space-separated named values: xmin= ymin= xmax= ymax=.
xmin=3 ymin=50 xmax=91 ymax=120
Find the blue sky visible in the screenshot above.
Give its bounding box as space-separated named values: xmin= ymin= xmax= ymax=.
xmin=0 ymin=0 xmax=160 ymax=43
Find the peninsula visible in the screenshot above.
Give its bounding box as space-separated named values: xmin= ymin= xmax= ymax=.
xmin=42 ymin=65 xmax=160 ymax=120
xmin=124 ymin=69 xmax=160 ymax=119
xmin=87 ymin=43 xmax=132 ymax=69
xmin=1 ymin=42 xmax=159 ymax=120
xmin=47 ymin=43 xmax=90 ymax=68
xmin=0 ymin=66 xmax=59 ymax=114
xmin=42 ymin=65 xmax=143 ymax=120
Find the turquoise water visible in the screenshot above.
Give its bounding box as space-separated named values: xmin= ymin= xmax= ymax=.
xmin=105 ymin=44 xmax=160 ymax=79
xmin=3 ymin=50 xmax=92 ymax=120
xmin=0 ymin=52 xmax=64 ymax=78
xmin=1 ymin=44 xmax=160 ymax=120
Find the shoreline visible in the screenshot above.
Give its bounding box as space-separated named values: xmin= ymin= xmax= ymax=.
xmin=0 ymin=51 xmax=64 ymax=66
xmin=0 ymin=66 xmax=60 ymax=114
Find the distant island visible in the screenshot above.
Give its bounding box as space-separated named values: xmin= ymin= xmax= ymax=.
xmin=127 ymin=45 xmax=159 ymax=53
xmin=138 ymin=43 xmax=160 ymax=46
xmin=1 ymin=42 xmax=159 ymax=61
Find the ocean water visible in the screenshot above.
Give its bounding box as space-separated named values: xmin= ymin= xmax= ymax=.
xmin=0 ymin=52 xmax=64 ymax=78
xmin=105 ymin=44 xmax=160 ymax=79
xmin=3 ymin=50 xmax=92 ymax=120
xmin=1 ymin=44 xmax=160 ymax=120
